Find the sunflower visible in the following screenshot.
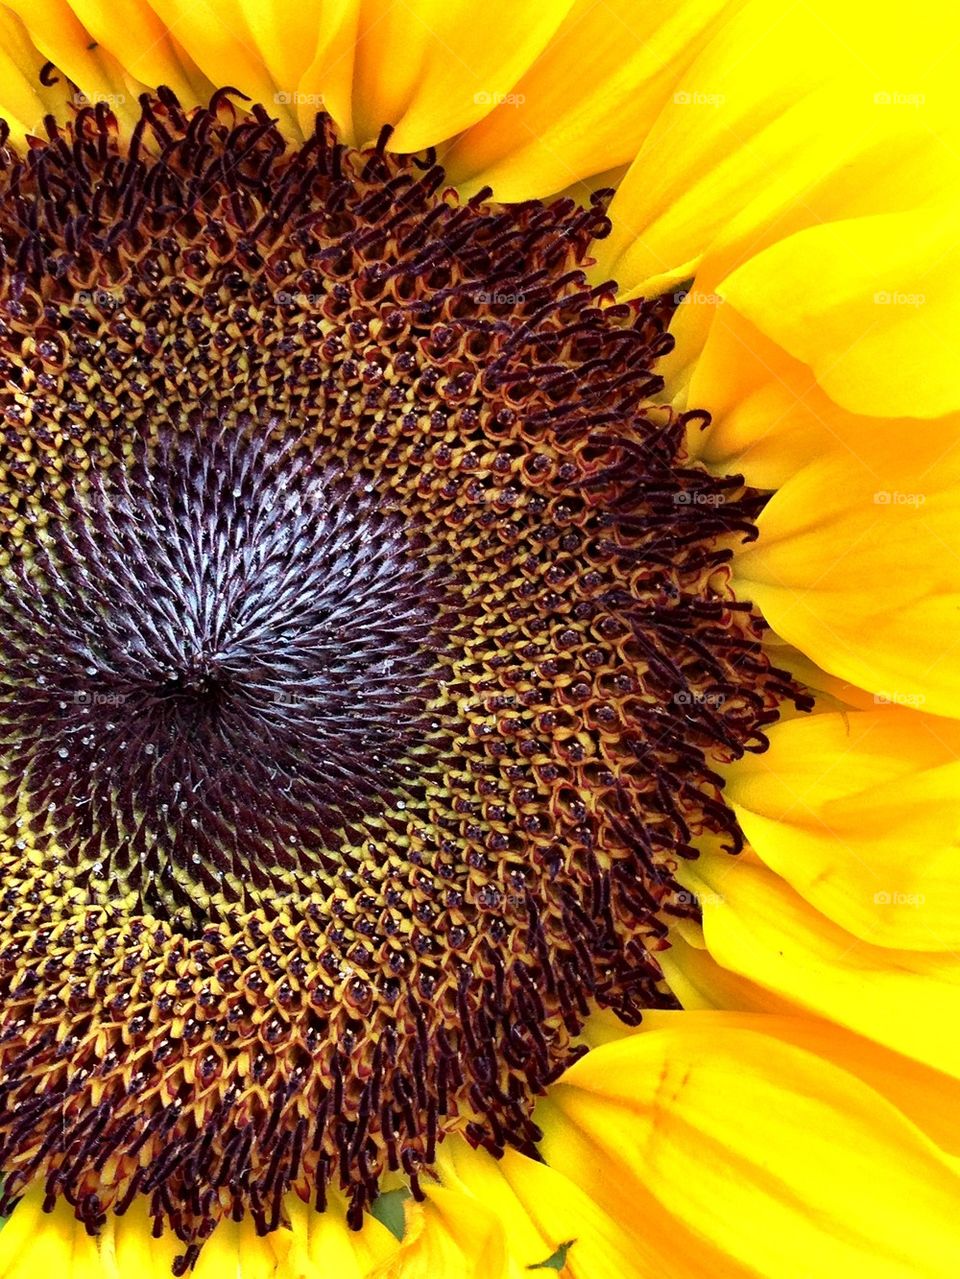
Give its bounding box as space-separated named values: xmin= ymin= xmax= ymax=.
xmin=0 ymin=1 xmax=958 ymax=1277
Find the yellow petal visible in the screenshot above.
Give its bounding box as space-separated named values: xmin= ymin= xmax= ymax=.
xmin=540 ymin=1021 xmax=960 ymax=1279
xmin=0 ymin=8 xmax=75 ymax=143
xmin=721 ymin=201 xmax=960 ymax=419
xmin=111 ymin=1197 xmax=180 ymax=1277
xmin=335 ymin=0 xmax=577 ymax=154
xmin=496 ymin=1150 xmax=650 ymax=1279
xmin=734 ymin=432 xmax=960 ymax=719
xmin=0 ymin=1184 xmax=101 ymax=1279
xmin=438 ymin=1135 xmax=666 ymax=1279
xmin=641 ymin=1009 xmax=960 ymax=1158
xmin=52 ymin=0 xmax=211 ymax=101
xmin=0 ymin=1184 xmax=46 ymax=1279
xmin=286 ymin=1192 xmax=399 ymax=1278
xmin=139 ymin=0 xmax=309 ymax=134
xmin=443 ymin=0 xmax=732 ymax=201
xmin=577 ymin=1003 xmax=642 ymax=1049
xmin=289 ymin=1 xmax=360 ymax=139
xmin=758 ymin=632 xmax=881 ymax=715
xmin=671 ymin=286 xmax=960 ymax=499
xmin=676 ymin=303 xmax=882 ymax=489
xmin=0 ymin=0 xmax=146 ymax=130
xmin=536 ymin=1080 xmax=753 ymax=1279
xmin=662 ymin=122 xmax=960 ymax=407
xmin=544 ymin=163 xmax=629 ymax=214
xmin=686 ymin=849 xmax=960 ymax=1076
xmin=229 ymin=0 xmax=327 ymax=101
xmin=660 ymin=925 xmax=801 ymax=1014
xmin=724 ymin=706 xmax=960 ymax=949
xmin=0 ymin=1192 xmax=375 ymax=1279
xmin=374 ymin=1182 xmax=508 ymax=1279
xmin=595 ymin=0 xmax=960 ymax=298
xmin=433 ymin=1141 xmax=555 ymax=1270
xmin=193 ymin=1214 xmax=295 ymax=1279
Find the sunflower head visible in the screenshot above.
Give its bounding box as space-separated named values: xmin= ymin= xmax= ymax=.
xmin=0 ymin=48 xmax=817 ymax=1276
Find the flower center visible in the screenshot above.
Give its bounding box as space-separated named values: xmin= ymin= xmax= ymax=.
xmin=0 ymin=90 xmax=805 ymax=1268
xmin=1 ymin=423 xmax=448 ymax=924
